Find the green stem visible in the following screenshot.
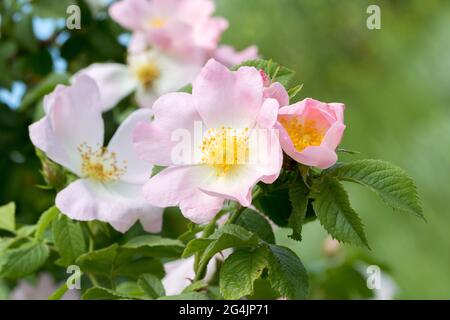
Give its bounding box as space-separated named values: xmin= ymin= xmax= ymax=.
xmin=224 ymin=205 xmax=246 ymax=225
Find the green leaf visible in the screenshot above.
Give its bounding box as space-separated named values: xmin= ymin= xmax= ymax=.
xmin=35 ymin=206 xmax=59 ymax=241
xmin=232 ymin=59 xmax=295 ymax=86
xmin=312 ymin=176 xmax=369 ymax=248
xmin=116 ymin=282 xmax=147 ymax=299
xmin=138 ymin=274 xmax=166 ymax=299
xmin=0 ymin=242 xmax=49 ymax=279
xmin=288 ymin=178 xmax=309 ymax=241
xmin=82 ymin=287 xmax=132 ymax=300
xmin=182 ymin=238 xmax=212 ymax=258
xmin=254 ymin=188 xmax=292 ymax=227
xmin=287 ymin=84 xmax=303 ymax=101
xmin=328 ymin=159 xmax=423 ymax=218
xmin=76 ymin=244 xmax=164 ymax=279
xmin=182 ymin=281 xmax=208 ymax=293
xmin=48 ymin=282 xmax=69 ymax=300
xmin=158 ymin=292 xmax=209 ymax=300
xmin=183 ymin=224 xmax=259 ymax=261
xmin=235 ymin=209 xmax=275 ymax=244
xmin=52 ymin=213 xmax=87 ymax=265
xmin=267 ymin=245 xmax=309 ymax=300
xmin=123 ymin=235 xmax=184 ymax=258
xmin=220 ymin=246 xmax=268 ymax=300
xmin=0 ymin=202 xmax=15 ymax=233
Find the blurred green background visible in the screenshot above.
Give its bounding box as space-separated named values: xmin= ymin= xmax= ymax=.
xmin=1 ymin=0 xmax=449 ymax=299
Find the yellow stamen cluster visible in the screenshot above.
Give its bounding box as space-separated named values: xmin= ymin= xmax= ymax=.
xmin=200 ymin=127 xmax=249 ymax=176
xmin=149 ymin=17 xmax=166 ymax=29
xmin=135 ymin=63 xmax=160 ymax=88
xmin=78 ymin=143 xmax=127 ymax=183
xmin=279 ymin=117 xmax=324 ymax=152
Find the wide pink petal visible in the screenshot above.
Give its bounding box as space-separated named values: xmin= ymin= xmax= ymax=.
xmin=31 ymin=75 xmax=104 ymax=174
xmin=128 ymin=32 xmax=149 ymax=53
xmin=257 ymin=98 xmax=279 ymax=129
xmin=56 ymin=179 xmax=162 ymax=233
xmin=193 ymin=59 xmax=263 ymax=129
xmin=108 ymin=109 xmax=154 ymax=184
xmin=29 ymin=116 xmax=77 ymax=174
xmin=142 ymin=165 xmax=224 ymax=223
xmin=133 ymin=92 xmax=202 ymax=166
xmin=263 ymin=82 xmax=289 ymax=107
xmin=109 ymin=0 xmax=152 ymax=31
xmin=75 ymin=63 xmax=137 ymax=111
xmin=200 ymin=166 xmax=263 ymax=207
xmin=193 ymin=17 xmax=228 ymax=50
xmin=213 ymin=45 xmax=259 ymax=67
xmin=178 ymin=0 xmax=215 ymax=24
xmin=295 ymin=145 xmax=338 ymax=169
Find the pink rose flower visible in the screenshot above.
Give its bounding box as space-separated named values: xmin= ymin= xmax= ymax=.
xmin=29 ymin=75 xmax=163 ymax=233
xmin=74 ymin=49 xmax=203 ymax=111
xmin=109 ymin=0 xmax=228 ymax=59
xmin=134 ymin=59 xmax=283 ymax=223
xmin=277 ymin=98 xmax=346 ymax=169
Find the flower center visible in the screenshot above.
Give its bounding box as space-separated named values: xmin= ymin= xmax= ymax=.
xmin=279 ymin=117 xmax=325 ymax=152
xmin=200 ymin=127 xmax=249 ymax=176
xmin=78 ymin=143 xmax=127 ymax=183
xmin=134 ymin=63 xmax=160 ymax=88
xmin=149 ymin=17 xmax=166 ymax=29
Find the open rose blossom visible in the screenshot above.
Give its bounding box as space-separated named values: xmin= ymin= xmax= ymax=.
xmin=277 ymin=98 xmax=346 ymax=169
xmin=133 ymin=59 xmax=283 ymax=223
xmin=75 ymin=49 xmax=202 ymax=111
xmin=29 ymin=75 xmax=163 ymax=233
xmin=109 ymin=0 xmax=228 ymax=57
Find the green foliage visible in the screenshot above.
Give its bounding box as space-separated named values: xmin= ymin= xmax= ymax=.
xmin=235 ymin=209 xmax=275 ymax=244
xmin=0 ymin=202 xmax=15 ymax=233
xmin=122 ymin=235 xmax=184 ymax=258
xmin=328 ymin=159 xmax=424 ymax=218
xmin=158 ymin=292 xmax=209 ymax=300
xmin=35 ymin=206 xmax=59 ymax=241
xmin=220 ymin=246 xmax=268 ymax=300
xmin=312 ymin=176 xmax=369 ymax=248
xmin=0 ymin=241 xmax=49 ymax=278
xmin=52 ymin=212 xmax=87 ymax=265
xmin=266 ymin=245 xmax=309 ymax=300
xmin=288 ymin=178 xmax=309 ymax=241
xmin=82 ymin=287 xmax=132 ymax=300
xmin=183 ymin=225 xmax=259 ymax=270
xmin=138 ymin=274 xmax=166 ymax=299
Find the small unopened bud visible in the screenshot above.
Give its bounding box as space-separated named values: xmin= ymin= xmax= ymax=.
xmin=259 ymin=70 xmax=271 ymax=87
xmin=323 ymin=236 xmax=341 ymax=257
xmin=36 ymin=149 xmax=67 ymax=190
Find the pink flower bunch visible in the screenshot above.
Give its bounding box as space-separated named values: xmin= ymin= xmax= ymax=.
xmin=29 ymin=2 xmax=345 ymax=232
xmin=76 ymin=0 xmax=259 ymax=111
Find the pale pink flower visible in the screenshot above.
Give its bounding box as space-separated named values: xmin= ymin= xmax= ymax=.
xmin=213 ymin=45 xmax=259 ymax=68
xmin=109 ymin=0 xmax=228 ymax=59
xmin=134 ymin=59 xmax=283 ymax=223
xmin=75 ymin=49 xmax=202 ymax=111
xmin=277 ymin=98 xmax=346 ymax=169
xmin=29 ymin=75 xmax=163 ymax=233
xmin=11 ymin=273 xmax=79 ymax=300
